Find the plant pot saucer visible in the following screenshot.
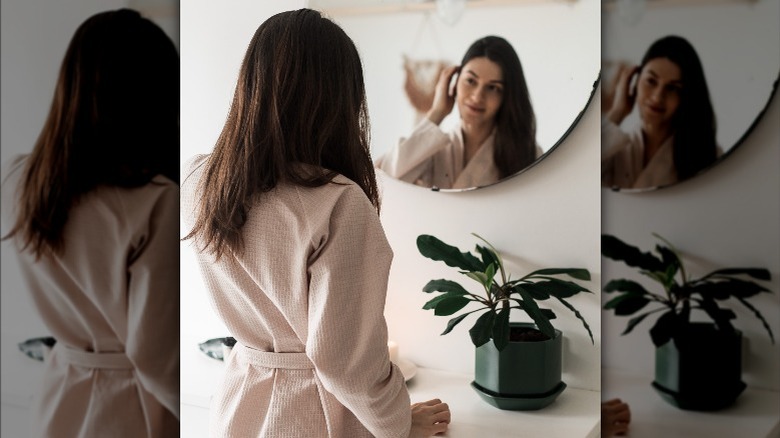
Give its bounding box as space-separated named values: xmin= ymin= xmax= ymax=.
xmin=471 ymin=381 xmax=567 ymax=411
xmin=651 ymin=380 xmax=747 ymax=411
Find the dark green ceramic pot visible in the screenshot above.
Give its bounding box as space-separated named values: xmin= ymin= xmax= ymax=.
xmin=653 ymin=322 xmax=746 ymax=411
xmin=474 ymin=322 xmax=563 ymax=397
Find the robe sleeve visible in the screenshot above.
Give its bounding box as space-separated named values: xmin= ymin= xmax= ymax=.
xmin=376 ymin=118 xmax=451 ymax=187
xmin=125 ymin=181 xmax=180 ymax=419
xmin=304 ymin=184 xmax=411 ymax=438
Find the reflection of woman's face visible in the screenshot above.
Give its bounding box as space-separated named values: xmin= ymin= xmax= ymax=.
xmin=637 ymin=57 xmax=682 ymax=127
xmin=456 ymin=57 xmax=504 ymax=126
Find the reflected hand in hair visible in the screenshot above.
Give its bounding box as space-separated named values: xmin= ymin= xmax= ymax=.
xmin=426 ymin=65 xmax=460 ymax=125
xmin=605 ymin=62 xmax=639 ymax=125
xmin=410 ymin=398 xmax=451 ymax=437
xmin=376 ymin=35 xmax=538 ymax=190
xmin=602 ymin=398 xmax=631 ymax=437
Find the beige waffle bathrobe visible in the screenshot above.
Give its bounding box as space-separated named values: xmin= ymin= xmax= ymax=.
xmin=376 ymin=118 xmax=542 ymax=190
xmin=181 ymin=155 xmax=411 ymax=438
xmin=0 ymin=155 xmax=180 ymax=437
xmin=601 ymin=118 xmax=678 ymax=190
xmin=376 ymin=118 xmax=500 ymax=190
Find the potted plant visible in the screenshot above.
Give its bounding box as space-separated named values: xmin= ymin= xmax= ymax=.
xmin=601 ymin=233 xmax=775 ymax=411
xmin=416 ymin=233 xmax=595 ymax=410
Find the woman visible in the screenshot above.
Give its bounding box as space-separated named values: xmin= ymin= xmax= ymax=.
xmin=602 ymin=35 xmax=719 ymax=189
xmin=1 ymin=9 xmax=179 ymax=437
xmin=181 ymin=9 xmax=450 ymax=437
xmin=376 ymin=35 xmax=540 ymax=190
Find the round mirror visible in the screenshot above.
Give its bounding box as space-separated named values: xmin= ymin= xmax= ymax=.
xmin=312 ymin=0 xmax=600 ymax=191
xmin=601 ymin=0 xmax=779 ymax=192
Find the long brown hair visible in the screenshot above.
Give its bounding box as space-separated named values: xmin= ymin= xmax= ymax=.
xmin=184 ymin=8 xmax=380 ymax=260
xmin=3 ymin=9 xmax=179 ymax=259
xmin=640 ymin=35 xmax=717 ymax=181
xmin=461 ymin=36 xmax=537 ymax=179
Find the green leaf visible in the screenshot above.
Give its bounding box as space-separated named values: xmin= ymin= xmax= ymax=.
xmin=472 ymin=233 xmax=504 ymax=265
xmin=622 ymin=311 xmax=651 ymax=335
xmin=509 ymin=299 xmax=557 ymax=319
xmin=602 ymin=234 xmax=665 ymax=272
xmin=734 ymin=296 xmax=775 ymax=344
xmin=603 ymin=293 xmax=628 ymax=309
xmin=469 ymin=310 xmax=496 ymax=347
xmin=691 ymin=279 xmax=769 ymax=299
xmin=697 ymin=297 xmax=736 ymax=332
xmin=662 ymin=261 xmax=680 ymax=289
xmin=441 ymin=314 xmax=469 ymax=335
xmin=704 ymin=268 xmax=771 ymax=281
xmin=475 ymin=245 xmax=498 ymax=270
xmin=422 ymin=279 xmax=470 ymax=295
xmin=656 ymin=245 xmax=680 ymax=279
xmin=649 ymin=310 xmax=678 ymax=347
xmin=422 ymin=292 xmax=465 ymax=310
xmin=604 ymin=293 xmax=650 ymax=315
xmin=434 ymin=296 xmax=471 ymax=316
xmin=522 ymin=279 xmax=590 ymax=299
xmin=527 ymin=268 xmax=591 ymax=281
xmin=513 ymin=283 xmax=550 ymax=300
xmin=464 ymin=271 xmax=489 ymax=286
xmin=515 ymin=287 xmax=556 ymax=339
xmin=417 ymin=234 xmax=484 ymax=272
xmin=603 ymin=279 xmax=650 ymax=295
xmin=639 ymin=269 xmax=670 ymax=287
xmin=492 ymin=306 xmax=511 ymax=351
xmin=484 ymin=263 xmax=497 ymax=286
xmin=555 ymin=297 xmax=595 ymax=344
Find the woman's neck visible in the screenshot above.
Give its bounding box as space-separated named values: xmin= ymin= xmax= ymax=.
xmin=461 ymin=120 xmax=494 ymax=165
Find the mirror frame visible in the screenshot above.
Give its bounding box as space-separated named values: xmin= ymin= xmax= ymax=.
xmin=601 ymin=0 xmax=780 ymax=193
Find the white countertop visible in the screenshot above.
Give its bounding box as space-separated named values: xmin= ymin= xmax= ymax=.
xmin=181 ymin=335 xmax=601 ymax=438
xmin=601 ymin=366 xmax=780 ymax=438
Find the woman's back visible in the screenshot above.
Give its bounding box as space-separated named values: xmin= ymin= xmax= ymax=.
xmin=181 ymin=154 xmax=410 ymax=437
xmin=1 ymin=154 xmax=179 ymax=437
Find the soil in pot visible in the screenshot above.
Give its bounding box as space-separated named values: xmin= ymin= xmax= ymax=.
xmin=510 ymin=326 xmax=551 ymax=342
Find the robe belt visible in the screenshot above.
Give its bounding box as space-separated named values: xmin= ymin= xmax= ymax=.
xmin=55 ymin=343 xmax=133 ymax=369
xmin=235 ymin=343 xmax=313 ymax=369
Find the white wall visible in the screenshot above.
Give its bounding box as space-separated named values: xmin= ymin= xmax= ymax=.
xmin=0 ymin=1 xmax=178 ymax=433
xmin=601 ymin=86 xmax=780 ymax=391
xmin=600 ymin=0 xmax=780 ymax=393
xmin=179 ymin=0 xmax=602 ymax=392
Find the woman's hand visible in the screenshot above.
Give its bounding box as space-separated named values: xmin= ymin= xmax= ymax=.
xmin=602 ymin=398 xmax=631 ymax=437
xmin=605 ymin=63 xmax=638 ymax=126
xmin=408 ymin=398 xmax=451 ymax=437
xmin=426 ymin=65 xmax=460 ymax=125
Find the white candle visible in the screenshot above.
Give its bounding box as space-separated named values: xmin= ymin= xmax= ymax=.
xmin=387 ymin=340 xmax=399 ymax=363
